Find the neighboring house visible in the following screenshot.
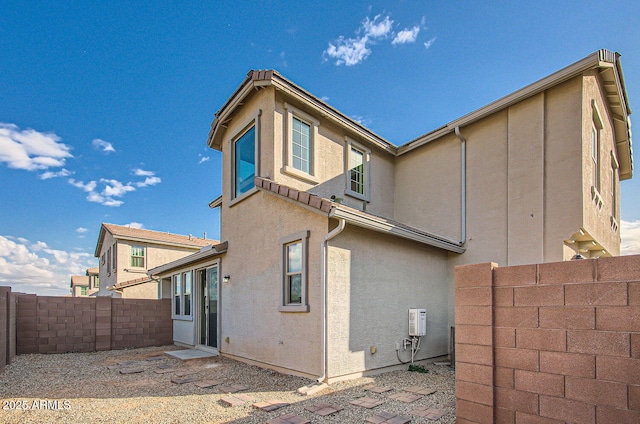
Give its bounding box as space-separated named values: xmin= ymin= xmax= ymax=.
xmin=154 ymin=49 xmax=633 ymax=383
xmin=70 ymin=267 xmax=100 ymax=297
xmin=94 ymin=223 xmax=214 ymax=299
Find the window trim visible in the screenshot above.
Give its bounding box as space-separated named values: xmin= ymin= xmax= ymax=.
xmin=130 ymin=245 xmax=145 ymax=268
xmin=344 ymin=137 xmax=371 ymax=202
xmin=278 ymin=230 xmax=310 ymax=313
xmin=282 ymin=103 xmax=319 ymax=184
xmin=172 ymin=271 xmax=193 ymax=320
xmin=591 ymin=100 xmax=603 ymax=195
xmin=229 ymin=111 xmax=261 ymax=207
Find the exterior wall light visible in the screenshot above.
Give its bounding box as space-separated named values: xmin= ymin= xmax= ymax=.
xmin=223 ymin=274 xmax=231 ymax=283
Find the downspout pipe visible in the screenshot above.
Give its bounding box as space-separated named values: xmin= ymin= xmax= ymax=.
xmin=454 ymin=126 xmax=467 ymax=245
xmin=317 ymin=218 xmax=346 ymax=384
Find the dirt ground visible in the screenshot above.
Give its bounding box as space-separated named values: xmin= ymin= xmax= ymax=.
xmin=0 ymin=345 xmax=456 ymax=423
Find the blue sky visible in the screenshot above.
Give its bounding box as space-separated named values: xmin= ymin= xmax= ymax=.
xmin=1 ymin=1 xmax=639 ymax=295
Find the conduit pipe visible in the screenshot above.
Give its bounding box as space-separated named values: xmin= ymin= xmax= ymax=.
xmin=454 ymin=126 xmax=467 ymax=244
xmin=317 ymin=218 xmax=346 ymax=383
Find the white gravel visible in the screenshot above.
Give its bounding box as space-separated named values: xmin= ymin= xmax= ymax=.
xmin=0 ymin=345 xmax=456 ymax=423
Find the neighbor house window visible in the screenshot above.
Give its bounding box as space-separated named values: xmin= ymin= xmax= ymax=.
xmin=232 ymin=125 xmax=256 ymax=199
xmin=345 ymin=138 xmax=370 ymax=201
xmin=283 ymin=103 xmax=319 ymax=182
xmin=130 ymin=246 xmax=145 ymax=268
xmin=279 ymin=231 xmax=309 ymax=313
xmin=94 ymin=276 xmax=100 ymax=289
xmin=112 ymin=244 xmax=117 ymax=272
xmin=172 ymin=272 xmax=192 ymax=319
xmin=106 ymin=247 xmax=111 ymax=275
xmin=80 ymin=286 xmax=87 ymax=296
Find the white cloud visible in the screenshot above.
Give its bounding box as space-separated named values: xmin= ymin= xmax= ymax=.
xmin=123 ymin=222 xmax=144 ymax=229
xmin=69 ymin=178 xmax=97 ymax=192
xmin=133 ymin=168 xmax=155 ymax=177
xmin=100 ymin=178 xmax=135 ymax=197
xmin=76 ymin=227 xmax=88 ymax=234
xmin=198 ymin=155 xmax=210 ymax=164
xmin=0 ymin=123 xmax=73 ymax=171
xmin=0 ymin=235 xmax=96 ymax=296
xmin=424 ymin=37 xmax=437 ymax=49
xmin=92 ymin=138 xmax=115 ymax=153
xmin=392 ymin=26 xmax=420 ymax=45
xmin=136 ymin=176 xmax=161 ymax=187
xmin=38 ymin=168 xmax=73 ymax=180
xmin=621 ymin=220 xmax=640 ymax=256
xmin=324 ymin=15 xmax=394 ymax=66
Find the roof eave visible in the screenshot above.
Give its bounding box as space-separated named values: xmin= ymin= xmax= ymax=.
xmin=330 ymin=206 xmax=466 ymax=254
xmin=148 ymin=242 xmax=228 ymax=276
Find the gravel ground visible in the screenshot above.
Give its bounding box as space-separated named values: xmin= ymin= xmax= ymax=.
xmin=0 ymin=346 xmax=456 ymax=423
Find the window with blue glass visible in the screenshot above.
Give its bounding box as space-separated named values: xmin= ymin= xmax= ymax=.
xmin=233 ymin=126 xmax=256 ymax=198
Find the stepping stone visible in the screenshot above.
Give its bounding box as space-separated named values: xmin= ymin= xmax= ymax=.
xmin=118 ymin=360 xmax=139 ymax=366
xmin=365 ymin=411 xmax=411 ymax=424
xmin=253 ymin=399 xmax=290 ymax=412
xmin=119 ymin=368 xmax=144 ymax=374
xmin=175 ymin=369 xmax=199 ymax=377
xmin=364 ymin=384 xmax=393 ymax=393
xmin=220 ymin=394 xmax=253 ymax=407
xmin=305 ymin=402 xmax=343 ymax=416
xmin=266 ymin=414 xmax=310 ymax=424
xmin=171 ymin=376 xmax=200 ymax=384
xmin=194 ymin=379 xmax=222 ymax=388
xmin=409 ymin=406 xmax=446 ymax=420
xmin=388 ymin=392 xmax=422 ymax=403
xmin=444 ymin=400 xmax=456 ymax=407
xmin=157 ymin=364 xmax=176 ymax=369
xmin=145 ymin=356 xmax=165 ymax=361
xmin=154 ymin=368 xmax=179 ymax=374
xmin=218 ymin=384 xmax=248 ymax=393
xmin=350 ymin=397 xmax=385 ymax=409
xmin=403 ymin=386 xmax=437 ymax=396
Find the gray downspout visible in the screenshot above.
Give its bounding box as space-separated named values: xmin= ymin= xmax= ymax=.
xmin=454 ymin=126 xmax=467 ymax=244
xmin=318 ymin=218 xmax=346 ymax=383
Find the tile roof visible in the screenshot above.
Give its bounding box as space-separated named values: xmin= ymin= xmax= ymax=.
xmin=95 ymin=223 xmax=215 ymax=256
xmin=109 ymin=276 xmax=153 ymax=291
xmin=70 ymin=276 xmax=89 ymax=287
xmin=254 ymin=177 xmax=333 ymax=213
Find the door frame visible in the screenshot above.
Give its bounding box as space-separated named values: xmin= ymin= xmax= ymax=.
xmin=195 ymin=259 xmax=220 ymax=354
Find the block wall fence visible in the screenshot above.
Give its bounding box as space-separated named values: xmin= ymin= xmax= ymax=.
xmin=454 ymin=254 xmax=640 ymax=424
xmin=0 ymin=288 xmax=172 ymax=369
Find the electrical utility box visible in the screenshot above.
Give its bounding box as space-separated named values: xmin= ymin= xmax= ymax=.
xmin=408 ymin=308 xmax=427 ymax=336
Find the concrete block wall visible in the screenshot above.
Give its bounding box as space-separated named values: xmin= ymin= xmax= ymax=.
xmin=12 ymin=292 xmax=172 ymax=355
xmin=454 ymin=255 xmax=640 ymax=424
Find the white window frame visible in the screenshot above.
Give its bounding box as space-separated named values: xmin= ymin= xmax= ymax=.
xmin=283 ymin=103 xmax=319 ymax=184
xmin=172 ymin=271 xmax=193 ymax=320
xmin=106 ymin=247 xmax=111 ymax=276
xmin=229 ymin=111 xmax=261 ymax=207
xmin=278 ymin=230 xmax=309 ymax=313
xmin=112 ymin=244 xmax=117 ymax=273
xmin=130 ymin=245 xmax=145 ymax=268
xmin=344 ymin=137 xmax=371 ymax=201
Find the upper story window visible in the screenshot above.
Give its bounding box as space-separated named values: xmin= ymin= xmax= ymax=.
xmin=345 ymin=137 xmax=370 ymax=201
xmin=130 ymin=245 xmax=145 ymax=268
xmin=283 ymin=103 xmax=319 ymax=183
xmin=232 ymin=125 xmax=257 ymax=199
xmin=292 ymin=117 xmax=311 ymax=173
xmin=106 ymin=247 xmax=112 ymax=275
xmin=94 ymin=275 xmax=100 ymax=289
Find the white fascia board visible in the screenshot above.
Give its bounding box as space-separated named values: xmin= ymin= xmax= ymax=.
xmin=330 ymin=206 xmax=465 ymax=253
xmin=148 ymin=245 xmax=226 ymax=276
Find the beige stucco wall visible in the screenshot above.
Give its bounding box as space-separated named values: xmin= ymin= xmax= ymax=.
xmin=326 ymin=225 xmax=449 ymax=380
xmin=219 ymin=192 xmax=328 ymax=377
xmin=581 ymin=70 xmax=621 ymax=256
xmin=271 ymin=91 xmax=396 ymax=218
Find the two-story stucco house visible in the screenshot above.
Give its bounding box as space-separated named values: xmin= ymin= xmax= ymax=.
xmin=69 ymin=267 xmax=99 ymax=297
xmin=155 ymin=50 xmax=633 ymax=383
xmin=94 ymin=223 xmax=213 ymax=298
